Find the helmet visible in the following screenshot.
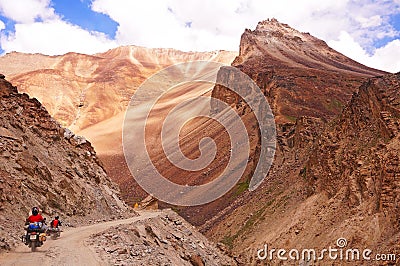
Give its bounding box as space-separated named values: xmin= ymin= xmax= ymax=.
xmin=55 ymin=216 xmax=59 ymax=220
xmin=32 ymin=207 xmax=39 ymax=216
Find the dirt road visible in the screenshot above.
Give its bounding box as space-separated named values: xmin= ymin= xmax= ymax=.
xmin=0 ymin=211 xmax=160 ymax=265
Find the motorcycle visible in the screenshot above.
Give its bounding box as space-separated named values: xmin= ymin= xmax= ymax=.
xmin=46 ymin=227 xmax=62 ymax=240
xmin=22 ymin=222 xmax=47 ymax=252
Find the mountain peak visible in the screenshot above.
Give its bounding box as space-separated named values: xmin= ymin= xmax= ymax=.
xmin=255 ymin=18 xmax=299 ymax=34
xmin=235 ymin=20 xmax=385 ymax=77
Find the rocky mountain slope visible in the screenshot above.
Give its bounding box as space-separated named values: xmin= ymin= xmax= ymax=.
xmin=89 ymin=210 xmax=234 ymax=266
xmin=201 ymin=20 xmax=400 ymax=264
xmin=0 ymin=76 xmax=127 ymax=251
xmin=213 ymin=18 xmax=387 ymax=123
xmin=177 ymin=18 xmax=387 ymax=226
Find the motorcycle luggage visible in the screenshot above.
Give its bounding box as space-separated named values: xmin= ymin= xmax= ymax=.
xmin=39 ymin=233 xmax=46 ymax=242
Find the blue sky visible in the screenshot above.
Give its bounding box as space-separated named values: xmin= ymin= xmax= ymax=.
xmin=50 ymin=0 xmax=118 ymax=39
xmin=0 ymin=0 xmax=400 ymax=72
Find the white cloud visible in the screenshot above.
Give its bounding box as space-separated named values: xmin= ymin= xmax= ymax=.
xmin=0 ymin=0 xmax=57 ymax=23
xmin=356 ymin=15 xmax=383 ymax=28
xmin=0 ymin=20 xmax=116 ymax=55
xmin=0 ymin=0 xmax=399 ymax=72
xmin=329 ymin=31 xmax=400 ymax=73
xmin=373 ymin=40 xmax=400 ymax=72
xmin=0 ymin=19 xmax=5 ymax=31
xmin=0 ymin=0 xmax=116 ymax=55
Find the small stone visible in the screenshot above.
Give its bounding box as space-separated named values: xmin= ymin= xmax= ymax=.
xmin=172 ymin=232 xmax=183 ymax=240
xmin=2 ymin=151 xmax=11 ymax=158
xmin=198 ymin=242 xmax=205 ymax=249
xmin=64 ymin=128 xmax=74 ymax=140
xmin=174 ymin=220 xmax=182 ymax=225
xmin=118 ymin=248 xmax=128 ymax=254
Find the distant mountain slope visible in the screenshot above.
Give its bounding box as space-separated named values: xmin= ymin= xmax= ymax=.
xmin=0 ymin=47 xmax=236 ymax=132
xmin=0 ymin=47 xmax=236 ymax=205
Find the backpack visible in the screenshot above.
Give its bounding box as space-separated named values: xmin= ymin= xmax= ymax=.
xmin=28 ymin=222 xmax=41 ymax=230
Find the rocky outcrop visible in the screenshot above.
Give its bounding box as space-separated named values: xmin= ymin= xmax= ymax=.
xmin=89 ymin=210 xmax=235 ymax=266
xmin=0 ymin=78 xmax=128 ymax=251
xmin=307 ymin=72 xmax=400 ymax=222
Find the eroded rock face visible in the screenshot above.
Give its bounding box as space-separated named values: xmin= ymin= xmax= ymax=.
xmin=308 ymin=73 xmax=400 ymax=221
xmin=0 ymin=78 xmax=127 ymax=251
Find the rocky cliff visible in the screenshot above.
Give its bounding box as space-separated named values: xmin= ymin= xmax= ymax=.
xmin=0 ymin=77 xmax=127 ymax=251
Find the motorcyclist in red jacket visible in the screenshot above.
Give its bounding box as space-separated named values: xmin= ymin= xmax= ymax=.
xmin=27 ymin=207 xmax=44 ymax=223
xmin=50 ymin=216 xmax=62 ymax=228
xmin=23 ymin=207 xmax=45 ymax=245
